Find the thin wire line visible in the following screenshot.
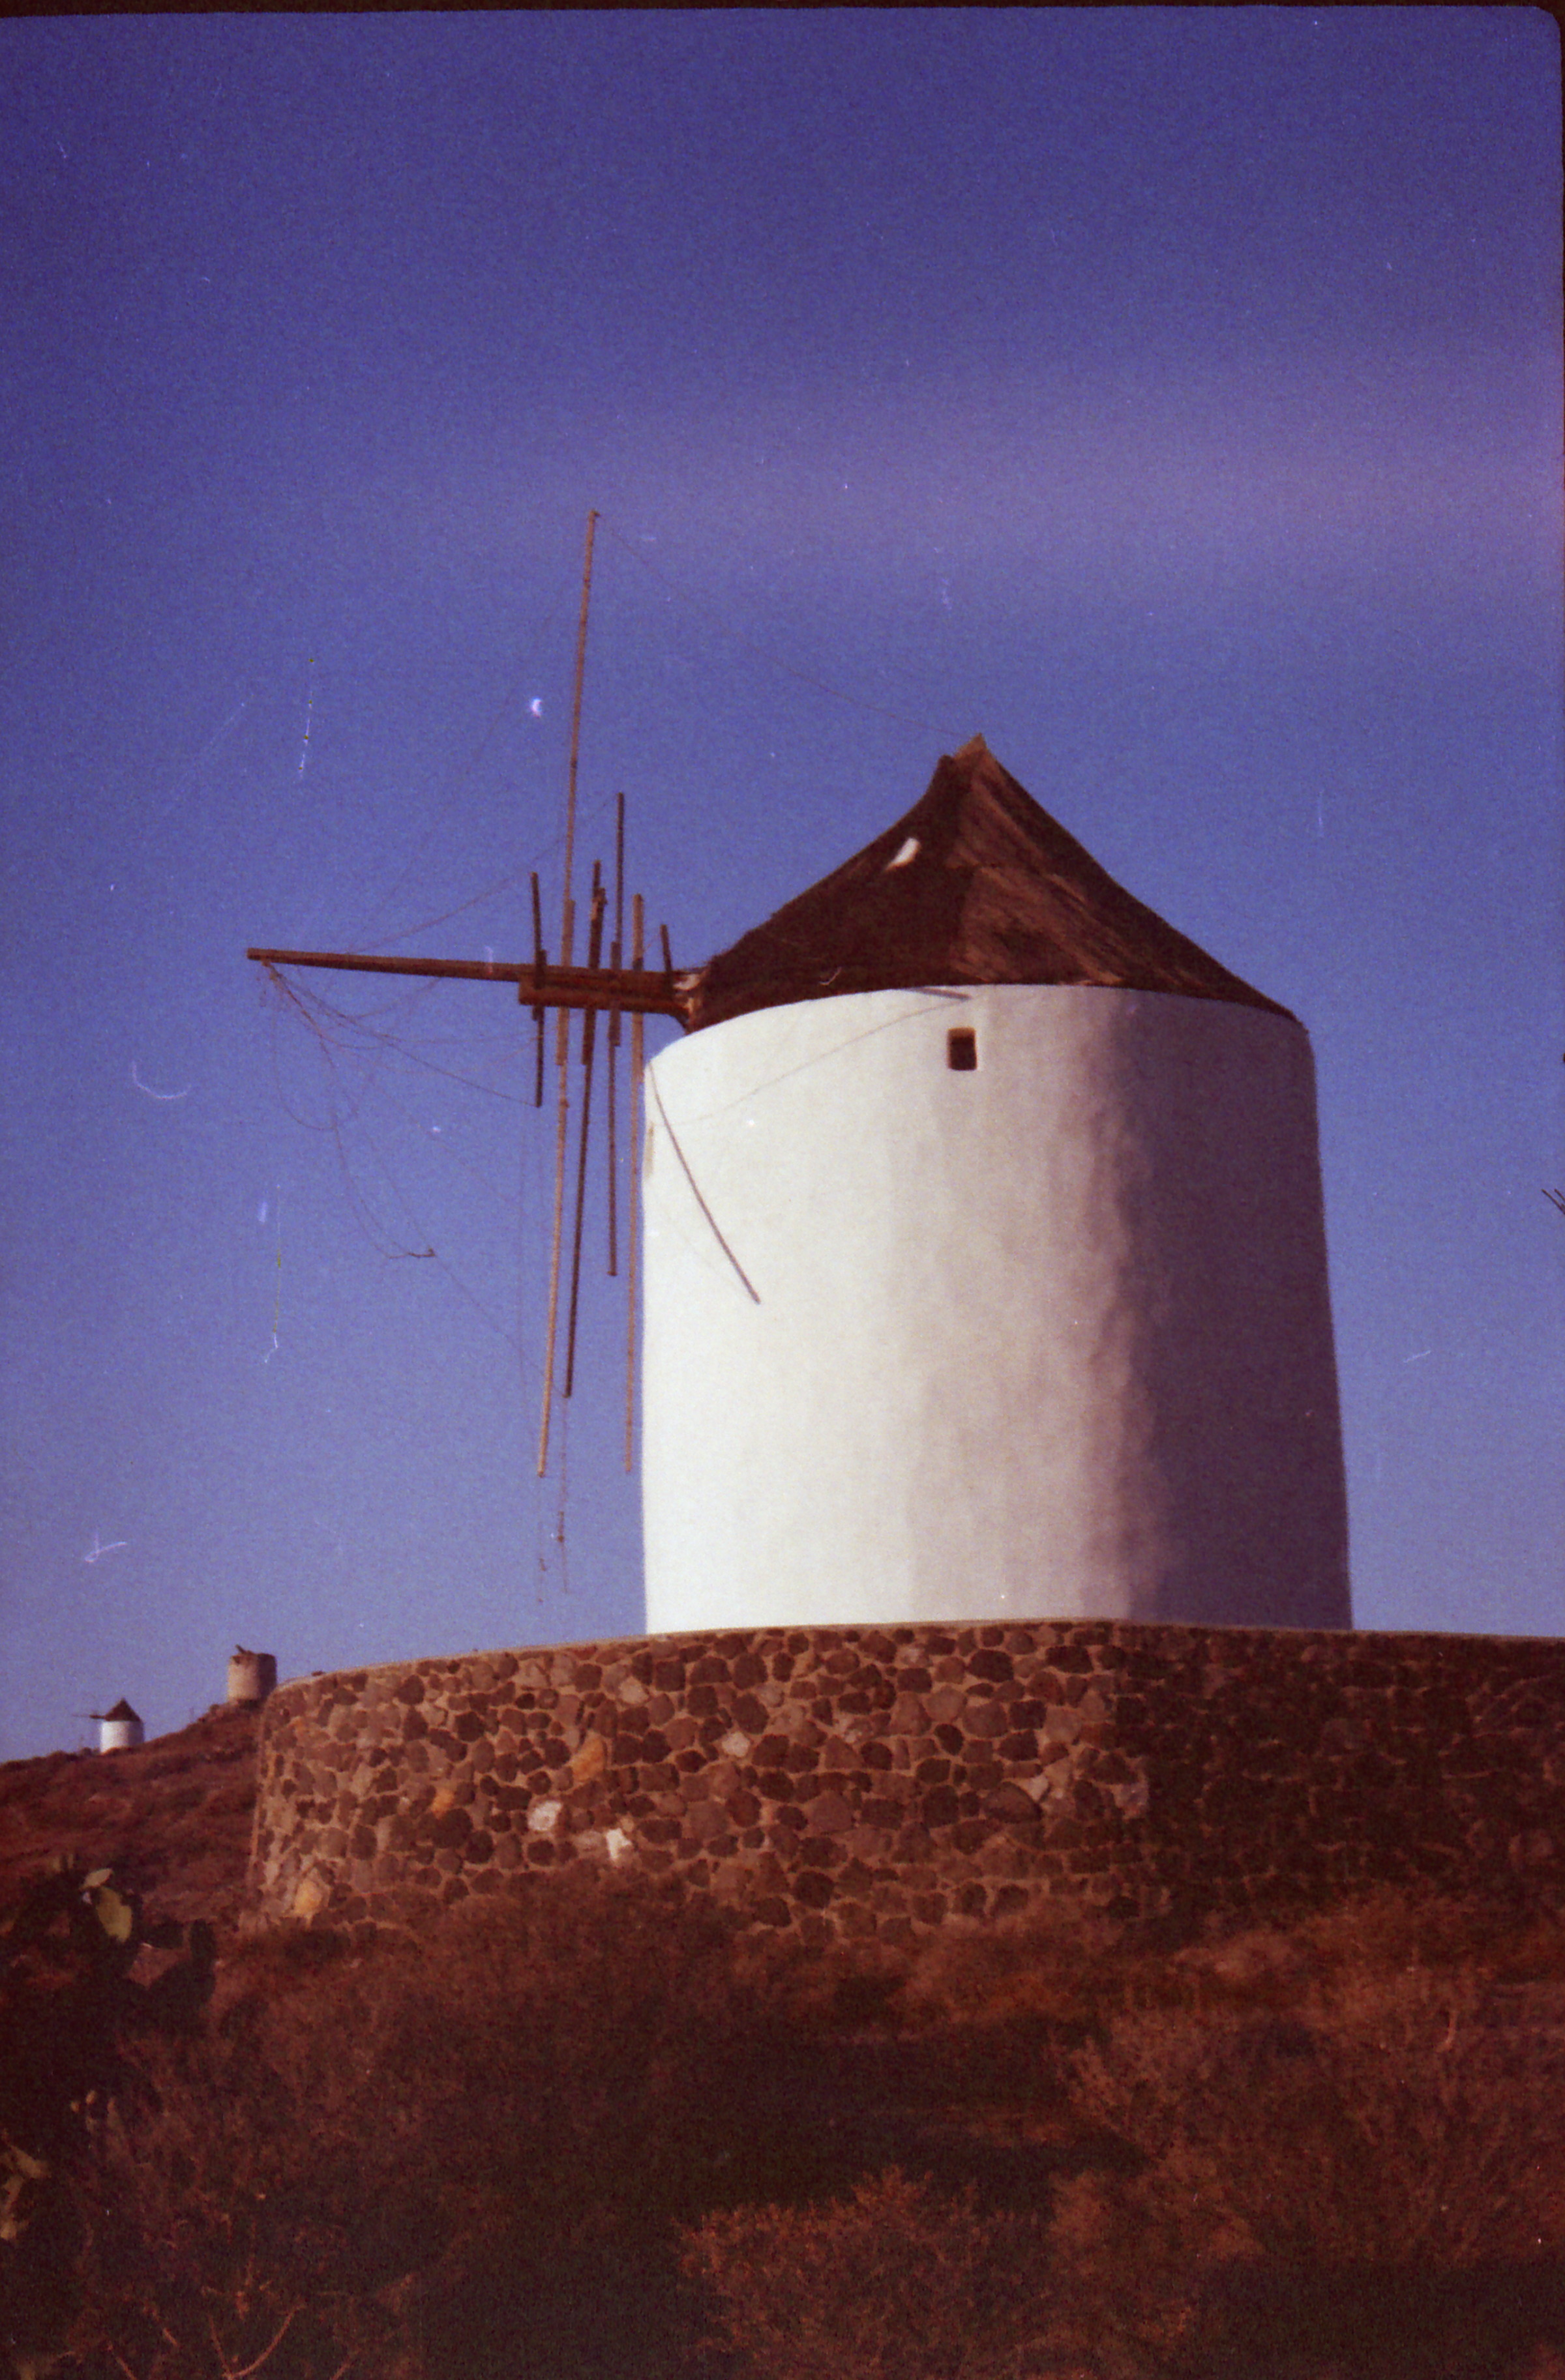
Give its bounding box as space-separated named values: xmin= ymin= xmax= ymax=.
xmin=646 ymin=1070 xmax=760 ymax=1306
xmin=261 ymin=965 xmax=524 ymax=1110
xmin=354 ymin=792 xmax=616 ymax=951
xmin=261 ymin=965 xmax=532 ymax=1358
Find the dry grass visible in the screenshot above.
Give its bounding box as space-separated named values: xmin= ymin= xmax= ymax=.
xmin=681 ymin=1900 xmax=1565 ymax=2380
xmin=683 ymin=2169 xmax=1052 ymax=2380
xmin=0 ymin=1705 xmax=260 ymax=1934
xmin=1009 ymin=1972 xmax=1556 ymax=2375
xmin=63 ymin=1872 xmax=802 ymax=2380
xmin=10 ymin=1709 xmax=1565 ymax=2380
xmin=1062 ymin=1962 xmax=1565 ymax=2267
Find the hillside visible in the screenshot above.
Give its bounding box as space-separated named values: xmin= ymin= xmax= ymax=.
xmin=0 ymin=1701 xmax=260 ymax=1933
xmin=6 ymin=1703 xmax=1565 ymax=2379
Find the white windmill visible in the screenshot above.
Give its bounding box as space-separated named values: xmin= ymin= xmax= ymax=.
xmin=94 ymin=1697 xmax=145 ymax=1753
xmin=642 ymin=735 xmax=1351 ymax=1636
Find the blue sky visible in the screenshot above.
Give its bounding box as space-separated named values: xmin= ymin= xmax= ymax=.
xmin=1 ymin=8 xmax=1560 ymax=1759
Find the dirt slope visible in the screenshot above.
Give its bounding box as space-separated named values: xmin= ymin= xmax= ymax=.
xmin=0 ymin=1702 xmax=261 ymax=1934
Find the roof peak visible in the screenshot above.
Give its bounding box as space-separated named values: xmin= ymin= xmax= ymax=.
xmin=685 ymin=742 xmax=1292 ymax=1033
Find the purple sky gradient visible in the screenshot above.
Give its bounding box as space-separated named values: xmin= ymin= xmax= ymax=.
xmin=1 ymin=8 xmax=1560 ymax=1759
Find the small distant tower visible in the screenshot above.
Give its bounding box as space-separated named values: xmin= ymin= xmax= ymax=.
xmin=227 ymin=1648 xmax=277 ymax=1705
xmin=643 ymin=736 xmax=1352 ymax=1636
xmin=96 ymin=1698 xmax=144 ymax=1754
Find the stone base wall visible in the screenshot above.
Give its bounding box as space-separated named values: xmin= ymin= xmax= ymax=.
xmin=248 ymin=1621 xmax=1565 ymax=1945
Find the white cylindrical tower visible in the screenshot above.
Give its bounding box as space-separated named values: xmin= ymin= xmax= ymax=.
xmin=643 ymin=986 xmax=1349 ymax=1631
xmin=97 ymin=1698 xmax=144 ymax=1753
xmin=642 ymin=736 xmax=1351 ymax=1636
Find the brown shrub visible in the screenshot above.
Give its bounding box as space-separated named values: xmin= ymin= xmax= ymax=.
xmin=1041 ymin=1966 xmax=1565 ymax=2377
xmin=67 ymin=2032 xmax=416 ymax=2380
xmin=682 ymin=2168 xmax=1054 ymax=2380
xmin=209 ymin=1871 xmax=791 ymax=2239
xmin=65 ymin=1870 xmax=805 ymax=2380
xmin=55 ymin=1875 xmax=1565 ymax=2380
xmin=678 ymin=1938 xmax=1565 ymax=2380
xmin=886 ymin=1902 xmax=1133 ymax=2036
xmin=888 ymin=1887 xmax=1565 ymax=2039
xmin=1068 ymin=1968 xmax=1565 ymax=2270
xmin=1208 ymin=1888 xmax=1565 ymax=2003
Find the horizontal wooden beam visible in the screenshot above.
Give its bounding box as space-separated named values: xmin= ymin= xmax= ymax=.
xmin=246 ymin=946 xmax=687 ymax=1020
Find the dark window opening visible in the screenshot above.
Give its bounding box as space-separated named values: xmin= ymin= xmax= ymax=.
xmin=947 ymin=1027 xmax=977 ymax=1072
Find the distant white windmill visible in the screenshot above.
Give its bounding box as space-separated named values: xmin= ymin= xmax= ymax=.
xmin=642 ymin=735 xmax=1352 ymax=1636
xmin=93 ymin=1697 xmax=143 ymax=1752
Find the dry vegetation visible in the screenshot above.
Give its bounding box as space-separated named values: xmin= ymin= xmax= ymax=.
xmin=682 ymin=1892 xmax=1565 ymax=2380
xmin=0 ymin=1707 xmax=260 ymax=1935
xmin=5 ymin=1724 xmax=1565 ymax=2380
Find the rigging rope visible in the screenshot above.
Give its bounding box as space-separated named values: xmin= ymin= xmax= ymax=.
xmin=646 ymin=1071 xmax=761 ymax=1307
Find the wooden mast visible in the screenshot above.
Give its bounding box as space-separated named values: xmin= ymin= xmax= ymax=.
xmin=537 ymin=510 xmax=599 ymax=1476
xmin=606 ymin=791 xmax=625 ymax=1278
xmin=626 ymin=892 xmax=644 ymax=1472
xmin=564 ymin=870 xmax=606 ymax=1398
xmin=245 ymin=508 xmax=682 ymax=1485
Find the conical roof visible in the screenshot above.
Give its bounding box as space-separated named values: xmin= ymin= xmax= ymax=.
xmin=683 ymin=736 xmax=1291 ymax=1033
xmin=99 ymin=1698 xmax=141 ymax=1723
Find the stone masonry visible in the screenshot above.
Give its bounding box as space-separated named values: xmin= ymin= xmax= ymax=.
xmin=248 ymin=1621 xmax=1565 ymax=1945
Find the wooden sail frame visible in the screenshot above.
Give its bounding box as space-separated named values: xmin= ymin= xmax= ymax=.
xmin=246 ymin=946 xmax=683 ymax=1018
xmin=247 ymin=514 xmax=680 ymax=1492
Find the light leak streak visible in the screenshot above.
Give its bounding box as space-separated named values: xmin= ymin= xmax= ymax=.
xmin=83 ymin=1531 xmax=128 ymax=1565
xmin=298 ymin=658 xmax=316 ymax=777
xmin=130 ymin=1060 xmax=191 ymax=1100
xmin=263 ymin=1191 xmax=282 ymax=1361
xmin=146 ymin=695 xmax=250 ymax=831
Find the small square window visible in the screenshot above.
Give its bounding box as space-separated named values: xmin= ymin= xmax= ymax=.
xmin=947 ymin=1027 xmax=977 ymax=1072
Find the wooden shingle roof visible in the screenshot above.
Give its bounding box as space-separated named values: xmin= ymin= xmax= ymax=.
xmin=683 ymin=735 xmax=1290 ymax=1034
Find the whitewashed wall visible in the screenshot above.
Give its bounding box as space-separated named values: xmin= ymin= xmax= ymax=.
xmin=642 ymin=986 xmax=1350 ymax=1634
